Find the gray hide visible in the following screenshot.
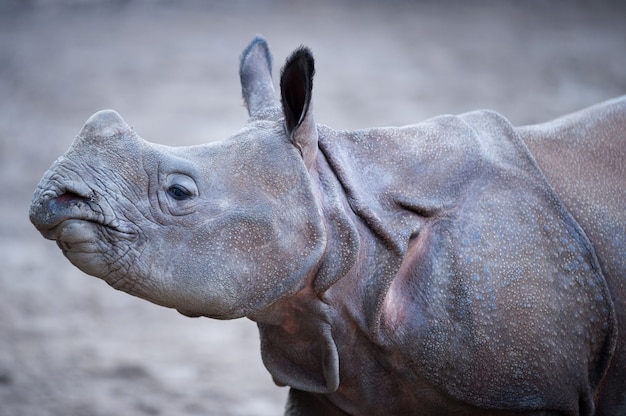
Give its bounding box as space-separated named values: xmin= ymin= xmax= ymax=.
xmin=30 ymin=36 xmax=625 ymax=415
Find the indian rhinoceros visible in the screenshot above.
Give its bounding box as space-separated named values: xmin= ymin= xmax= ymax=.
xmin=29 ymin=36 xmax=625 ymax=415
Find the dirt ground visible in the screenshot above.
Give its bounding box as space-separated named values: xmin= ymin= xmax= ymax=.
xmin=1 ymin=1 xmax=625 ymax=415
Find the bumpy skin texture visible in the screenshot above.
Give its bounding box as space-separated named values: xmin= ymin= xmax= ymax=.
xmin=30 ymin=37 xmax=625 ymax=415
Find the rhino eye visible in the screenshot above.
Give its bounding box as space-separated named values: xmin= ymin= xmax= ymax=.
xmin=167 ymin=184 xmax=192 ymax=201
xmin=164 ymin=172 xmax=198 ymax=206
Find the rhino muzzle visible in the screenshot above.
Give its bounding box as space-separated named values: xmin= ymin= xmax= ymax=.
xmin=31 ymin=184 xmax=130 ymax=238
xmin=31 ymin=189 xmax=91 ymax=236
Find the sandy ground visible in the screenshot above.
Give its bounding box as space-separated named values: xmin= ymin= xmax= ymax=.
xmin=1 ymin=1 xmax=625 ymax=415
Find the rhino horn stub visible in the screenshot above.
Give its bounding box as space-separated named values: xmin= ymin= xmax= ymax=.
xmin=280 ymin=45 xmax=318 ymax=169
xmin=78 ymin=109 xmax=131 ymax=139
xmin=240 ymin=35 xmax=279 ymax=118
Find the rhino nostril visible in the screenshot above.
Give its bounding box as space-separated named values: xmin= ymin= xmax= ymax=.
xmin=55 ymin=191 xmax=85 ymax=203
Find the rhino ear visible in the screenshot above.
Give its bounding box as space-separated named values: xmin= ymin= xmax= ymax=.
xmin=240 ymin=36 xmax=279 ymax=118
xmin=280 ymin=46 xmax=318 ymax=169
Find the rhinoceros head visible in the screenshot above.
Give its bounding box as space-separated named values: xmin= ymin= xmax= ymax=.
xmin=29 ymin=37 xmax=328 ymax=319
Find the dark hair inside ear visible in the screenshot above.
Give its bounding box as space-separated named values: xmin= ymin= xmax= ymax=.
xmin=280 ymin=47 xmax=315 ymax=135
xmin=282 ymin=69 xmax=306 ymax=132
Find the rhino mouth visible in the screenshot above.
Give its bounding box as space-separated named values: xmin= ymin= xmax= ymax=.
xmin=30 ymin=189 xmax=135 ymax=245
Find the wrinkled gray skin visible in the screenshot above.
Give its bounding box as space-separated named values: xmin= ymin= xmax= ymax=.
xmin=30 ymin=37 xmax=626 ymax=415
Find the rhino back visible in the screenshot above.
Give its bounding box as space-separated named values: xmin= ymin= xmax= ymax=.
xmin=520 ymin=96 xmax=626 ymax=280
xmin=520 ymin=95 xmax=626 ymax=414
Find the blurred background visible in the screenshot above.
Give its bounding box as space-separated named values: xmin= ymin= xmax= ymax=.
xmin=1 ymin=1 xmax=625 ymax=415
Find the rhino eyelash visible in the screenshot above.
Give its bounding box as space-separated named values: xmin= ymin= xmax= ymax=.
xmin=167 ymin=184 xmax=193 ymax=201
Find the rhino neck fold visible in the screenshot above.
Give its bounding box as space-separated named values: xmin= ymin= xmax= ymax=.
xmin=308 ymin=145 xmax=361 ymax=294
xmin=315 ymin=126 xmax=428 ymax=336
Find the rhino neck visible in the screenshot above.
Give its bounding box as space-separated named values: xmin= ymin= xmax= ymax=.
xmin=250 ymin=136 xmax=366 ymax=318
xmin=248 ymin=126 xmax=435 ymax=396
